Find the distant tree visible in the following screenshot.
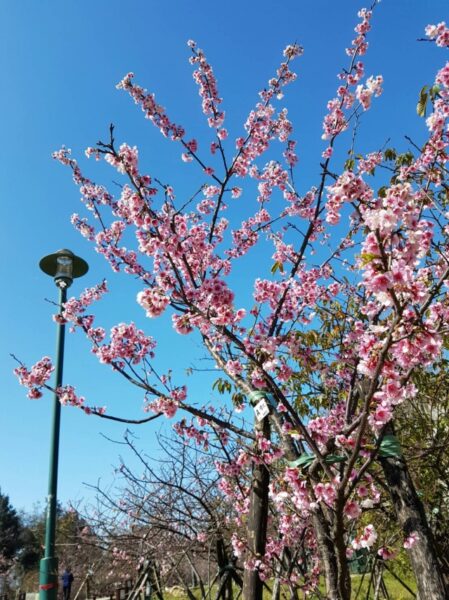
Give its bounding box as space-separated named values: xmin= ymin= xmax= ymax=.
xmin=17 ymin=502 xmax=104 ymax=594
xmin=0 ymin=490 xmax=22 ymax=574
xmin=17 ymin=526 xmax=40 ymax=573
xmin=86 ymin=430 xmax=242 ymax=599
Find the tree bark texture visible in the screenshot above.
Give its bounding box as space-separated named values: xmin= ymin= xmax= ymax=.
xmin=380 ymin=449 xmax=448 ymax=600
xmin=332 ymin=508 xmax=351 ymax=600
xmin=243 ymin=417 xmax=270 ymax=600
xmin=312 ymin=508 xmax=346 ymax=600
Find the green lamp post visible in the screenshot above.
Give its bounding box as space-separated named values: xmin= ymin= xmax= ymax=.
xmin=38 ymin=249 xmax=88 ymax=600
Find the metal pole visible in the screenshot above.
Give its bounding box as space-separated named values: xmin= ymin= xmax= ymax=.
xmin=39 ymin=284 xmax=67 ymax=600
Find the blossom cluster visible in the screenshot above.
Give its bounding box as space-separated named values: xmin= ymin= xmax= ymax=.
xmin=14 ymin=357 xmax=54 ymax=399
xmin=116 ymin=73 xmax=185 ymax=140
xmin=188 ymin=40 xmax=225 ymax=130
xmin=326 ymin=169 xmax=373 ymax=225
xmin=322 ymin=8 xmax=383 ymax=143
xmin=93 ymin=322 xmax=156 ymax=367
xmin=425 ymin=21 xmax=449 ymax=47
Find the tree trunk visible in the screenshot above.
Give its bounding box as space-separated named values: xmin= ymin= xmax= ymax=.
xmin=243 ymin=417 xmax=270 ymax=600
xmin=380 ymin=429 xmax=448 ymax=600
xmin=271 ymin=411 xmax=345 ymax=600
xmin=333 ymin=509 xmax=351 ymax=600
xmin=312 ymin=508 xmax=346 ymax=600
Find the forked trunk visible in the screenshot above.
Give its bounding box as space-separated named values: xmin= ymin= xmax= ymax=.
xmin=312 ymin=507 xmax=350 ymax=600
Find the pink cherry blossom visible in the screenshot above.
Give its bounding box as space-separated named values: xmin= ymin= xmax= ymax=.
xmin=352 ymin=524 xmax=377 ymax=550
xmin=425 ymin=22 xmax=449 ymax=47
xmin=344 ymin=500 xmax=362 ymax=520
xmin=14 ymin=357 xmax=54 ymax=399
xmin=403 ymin=532 xmax=419 ymax=549
xmin=137 ymin=287 xmax=170 ymax=318
xmin=378 ymin=547 xmax=397 ymax=560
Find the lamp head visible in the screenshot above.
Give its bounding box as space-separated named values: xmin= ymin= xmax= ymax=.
xmin=39 ymin=249 xmax=89 ymax=288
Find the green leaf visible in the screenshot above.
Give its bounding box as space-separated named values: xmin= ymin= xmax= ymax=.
xmin=359 ymin=252 xmax=379 ymax=266
xmin=417 ymin=85 xmax=429 ymax=117
xmin=271 ymin=261 xmax=284 ymax=274
xmin=396 ymin=152 xmax=414 ymax=167
xmin=232 ymin=392 xmax=245 ymax=405
xmin=429 ymin=84 xmax=441 ymax=100
xmin=383 ymin=148 xmax=397 ymax=161
xmin=212 ymin=378 xmax=232 ymax=394
xmin=344 ymin=158 xmax=355 ymax=172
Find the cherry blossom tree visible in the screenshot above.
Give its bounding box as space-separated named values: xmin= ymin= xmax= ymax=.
xmin=85 ymin=431 xmax=243 ymax=600
xmin=14 ymin=5 xmax=449 ymax=599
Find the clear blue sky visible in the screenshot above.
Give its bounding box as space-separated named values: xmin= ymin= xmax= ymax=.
xmin=0 ymin=0 xmax=447 ymax=513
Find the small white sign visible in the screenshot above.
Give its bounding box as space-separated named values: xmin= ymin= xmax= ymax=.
xmin=254 ymin=398 xmax=270 ymax=422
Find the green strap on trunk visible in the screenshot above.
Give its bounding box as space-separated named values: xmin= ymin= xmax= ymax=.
xmin=378 ymin=434 xmax=402 ymax=458
xmin=286 ymin=435 xmax=401 ymax=469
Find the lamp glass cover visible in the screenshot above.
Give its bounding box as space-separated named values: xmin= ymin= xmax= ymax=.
xmin=55 ymin=255 xmax=73 ymax=280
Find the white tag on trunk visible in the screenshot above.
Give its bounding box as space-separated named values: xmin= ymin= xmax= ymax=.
xmin=254 ymin=398 xmax=270 ymax=422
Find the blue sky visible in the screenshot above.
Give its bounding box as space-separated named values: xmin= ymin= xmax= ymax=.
xmin=1 ymin=0 xmax=447 ymax=513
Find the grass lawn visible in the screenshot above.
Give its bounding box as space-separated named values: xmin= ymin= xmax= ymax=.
xmin=164 ymin=570 xmax=417 ymax=599
xmin=348 ymin=571 xmax=416 ymax=599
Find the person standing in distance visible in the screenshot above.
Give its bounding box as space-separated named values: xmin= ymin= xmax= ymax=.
xmin=61 ymin=567 xmax=74 ymax=600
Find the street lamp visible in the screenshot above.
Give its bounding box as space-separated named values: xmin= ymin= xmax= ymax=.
xmin=38 ymin=249 xmax=88 ymax=600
